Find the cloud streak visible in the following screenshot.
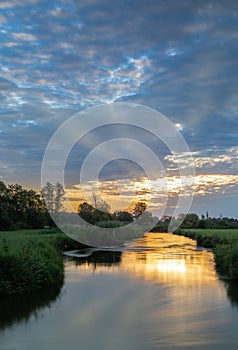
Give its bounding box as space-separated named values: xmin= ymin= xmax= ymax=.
xmin=0 ymin=0 xmax=237 ymax=216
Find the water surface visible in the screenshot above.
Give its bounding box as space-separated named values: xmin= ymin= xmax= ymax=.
xmin=1 ymin=233 xmax=238 ymax=350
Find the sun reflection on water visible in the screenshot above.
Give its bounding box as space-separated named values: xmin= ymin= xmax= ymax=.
xmin=65 ymin=233 xmax=218 ymax=287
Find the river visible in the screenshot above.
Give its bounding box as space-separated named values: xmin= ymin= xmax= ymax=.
xmin=1 ymin=233 xmax=238 ymax=350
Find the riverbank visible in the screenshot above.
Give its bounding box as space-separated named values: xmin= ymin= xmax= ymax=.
xmin=0 ymin=229 xmax=86 ymax=296
xmin=2 ymin=228 xmax=238 ymax=297
xmin=174 ymin=228 xmax=238 ymax=279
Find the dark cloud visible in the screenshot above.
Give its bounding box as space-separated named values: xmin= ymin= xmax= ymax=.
xmin=0 ymin=0 xmax=238 ymax=214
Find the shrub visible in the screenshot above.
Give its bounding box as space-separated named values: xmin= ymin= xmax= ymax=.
xmin=215 ymin=243 xmax=238 ymax=279
xmin=0 ymin=240 xmax=64 ymax=296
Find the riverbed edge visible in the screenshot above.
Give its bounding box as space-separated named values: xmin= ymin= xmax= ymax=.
xmin=173 ymin=229 xmax=238 ymax=279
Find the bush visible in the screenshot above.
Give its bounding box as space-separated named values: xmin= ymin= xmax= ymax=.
xmin=215 ymin=243 xmax=238 ymax=279
xmin=0 ymin=240 xmax=64 ymax=296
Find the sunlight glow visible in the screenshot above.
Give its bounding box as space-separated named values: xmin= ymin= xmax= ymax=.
xmin=65 ymin=172 xmax=238 ymax=213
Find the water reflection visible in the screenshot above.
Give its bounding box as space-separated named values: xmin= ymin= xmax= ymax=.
xmin=2 ymin=233 xmax=238 ymax=350
xmin=121 ymin=233 xmax=217 ymax=286
xmin=65 ymin=233 xmax=238 ymax=307
xmin=65 ymin=249 xmax=122 ymax=270
xmin=65 ymin=233 xmax=218 ymax=286
xmin=222 ymin=279 xmax=238 ymax=309
xmin=0 ymin=285 xmax=62 ymax=330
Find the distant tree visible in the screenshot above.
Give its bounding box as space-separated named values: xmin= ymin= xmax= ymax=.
xmin=41 ymin=182 xmax=54 ymax=213
xmin=41 ymin=182 xmax=65 ymax=213
xmin=78 ymin=196 xmax=111 ymax=225
xmin=78 ymin=202 xmax=95 ymax=224
xmin=114 ymin=210 xmax=133 ymax=223
xmin=133 ymin=201 xmax=147 ymax=219
xmin=181 ymin=213 xmax=199 ymax=229
xmin=55 ymin=182 xmax=65 ymax=212
xmin=197 ymin=219 xmax=207 ymax=229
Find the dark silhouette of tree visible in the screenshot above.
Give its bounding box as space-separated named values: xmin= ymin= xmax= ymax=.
xmin=0 ymin=181 xmax=48 ymax=230
xmin=78 ymin=197 xmax=112 ymax=225
xmin=114 ymin=210 xmax=133 ymax=223
xmin=133 ymin=201 xmax=147 ymax=219
xmin=78 ymin=202 xmax=95 ymax=224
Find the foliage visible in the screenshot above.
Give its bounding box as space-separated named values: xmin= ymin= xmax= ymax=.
xmin=133 ymin=201 xmax=147 ymax=219
xmin=0 ymin=181 xmax=49 ymax=230
xmin=179 ymin=213 xmax=199 ymax=229
xmin=41 ymin=182 xmax=65 ymax=213
xmin=113 ymin=210 xmax=133 ymax=223
xmin=156 ymin=214 xmax=238 ymax=231
xmin=215 ymin=244 xmax=238 ymax=279
xmin=0 ymin=239 xmax=63 ymax=296
xmin=78 ymin=199 xmax=147 ymax=226
xmin=0 ymin=230 xmax=86 ymax=296
xmin=78 ymin=201 xmax=112 ymax=224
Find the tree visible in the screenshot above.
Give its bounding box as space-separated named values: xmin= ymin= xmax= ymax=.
xmin=41 ymin=182 xmax=54 ymax=213
xmin=133 ymin=201 xmax=147 ymax=219
xmin=0 ymin=181 xmax=11 ymax=229
xmin=78 ymin=199 xmax=112 ymax=225
xmin=180 ymin=213 xmax=199 ymax=229
xmin=78 ymin=202 xmax=95 ymax=224
xmin=0 ymin=181 xmax=48 ymax=229
xmin=55 ymin=182 xmax=65 ymax=212
xmin=114 ymin=210 xmax=133 ymax=223
xmin=41 ymin=182 xmax=65 ymax=213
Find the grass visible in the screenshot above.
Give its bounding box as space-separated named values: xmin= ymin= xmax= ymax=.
xmin=0 ymin=229 xmax=86 ymax=296
xmin=62 ymin=223 xmax=146 ymax=247
xmin=174 ymin=228 xmax=238 ymax=279
xmin=183 ymin=228 xmax=238 ymax=239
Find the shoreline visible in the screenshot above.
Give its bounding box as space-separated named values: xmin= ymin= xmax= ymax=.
xmin=1 ymin=228 xmax=238 ymax=297
xmin=173 ymin=229 xmax=238 ymax=279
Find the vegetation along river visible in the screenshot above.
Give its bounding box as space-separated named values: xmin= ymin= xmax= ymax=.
xmin=1 ymin=232 xmax=238 ymax=350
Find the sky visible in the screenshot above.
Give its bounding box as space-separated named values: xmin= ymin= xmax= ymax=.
xmin=0 ymin=0 xmax=238 ymax=218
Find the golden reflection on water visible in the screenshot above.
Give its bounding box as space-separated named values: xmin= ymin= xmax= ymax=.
xmin=63 ymin=233 xmax=235 ymax=349
xmin=120 ymin=233 xmax=218 ymax=286
xmin=65 ymin=233 xmax=218 ymax=287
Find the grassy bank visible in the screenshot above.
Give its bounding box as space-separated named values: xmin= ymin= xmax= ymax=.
xmin=0 ymin=229 xmax=86 ymax=296
xmin=175 ymin=228 xmax=238 ymax=279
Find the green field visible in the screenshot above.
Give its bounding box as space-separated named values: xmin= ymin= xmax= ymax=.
xmin=0 ymin=229 xmax=84 ymax=296
xmin=183 ymin=228 xmax=238 ymax=239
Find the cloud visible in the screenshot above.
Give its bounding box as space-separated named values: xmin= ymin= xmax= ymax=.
xmin=166 ymin=146 xmax=238 ymax=173
xmin=0 ymin=0 xmax=237 ymax=219
xmin=12 ymin=33 xmax=37 ymax=41
xmin=65 ymin=171 xmax=238 ymax=214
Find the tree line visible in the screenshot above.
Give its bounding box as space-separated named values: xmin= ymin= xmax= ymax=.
xmin=0 ymin=180 xmax=237 ymax=231
xmin=0 ymin=181 xmax=48 ymax=230
xmin=0 ymin=181 xmax=65 ymax=230
xmin=77 ymin=198 xmax=148 ymax=226
xmin=153 ymin=213 xmax=238 ymax=231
